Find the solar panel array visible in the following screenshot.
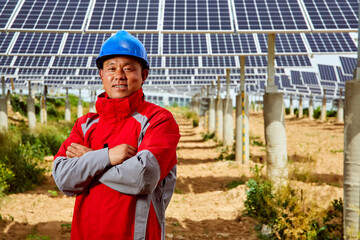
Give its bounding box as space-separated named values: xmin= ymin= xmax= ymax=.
xmin=0 ymin=0 xmax=358 ymax=99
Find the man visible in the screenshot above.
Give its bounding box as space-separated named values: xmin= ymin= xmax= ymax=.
xmin=53 ymin=30 xmax=180 ymax=240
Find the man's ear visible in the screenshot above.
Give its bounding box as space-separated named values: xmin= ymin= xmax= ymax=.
xmin=142 ymin=69 xmax=149 ymax=85
xmin=99 ymin=69 xmax=103 ymax=79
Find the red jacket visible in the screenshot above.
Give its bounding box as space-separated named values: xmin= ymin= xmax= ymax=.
xmin=53 ymin=89 xmax=180 ymax=240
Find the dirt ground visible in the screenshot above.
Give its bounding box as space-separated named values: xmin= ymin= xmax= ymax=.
xmin=0 ymin=110 xmax=344 ymax=239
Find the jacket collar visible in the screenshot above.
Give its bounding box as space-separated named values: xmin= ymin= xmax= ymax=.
xmin=96 ymin=88 xmax=144 ymax=119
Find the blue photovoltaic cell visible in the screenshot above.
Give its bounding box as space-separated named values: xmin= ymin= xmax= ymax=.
xmin=49 ymin=69 xmax=76 ymax=75
xmin=0 ymin=68 xmax=15 ymax=75
xmin=63 ymin=33 xmax=112 ymax=55
xmin=18 ymin=68 xmax=46 ymax=75
xmin=305 ymin=33 xmax=357 ymax=53
xmin=202 ymin=56 xmax=236 ymax=67
xmin=14 ymin=56 xmax=51 ymax=67
xmin=11 ymin=0 xmax=88 ymax=30
xmin=319 ymin=64 xmax=337 ymax=81
xmin=276 ymin=55 xmax=311 ymax=67
xmin=281 ymin=75 xmax=292 ymax=88
xmin=0 ymin=32 xmax=14 ymax=53
xmin=258 ymin=33 xmax=307 ymax=53
xmin=301 ymin=72 xmax=319 ymax=85
xmin=320 ymin=81 xmax=336 ymax=87
xmin=66 ymin=80 xmax=85 ymax=85
xmin=211 ymin=34 xmax=257 ymax=54
xmin=302 ymin=0 xmax=358 ymax=30
xmin=149 ymin=69 xmax=165 ymax=75
xmin=132 ymin=34 xmax=159 ymax=55
xmin=0 ymin=0 xmax=17 ymax=29
xmin=0 ymin=56 xmax=13 ymax=66
xmin=148 ymin=57 xmax=162 ymax=68
xmin=165 ymin=57 xmax=199 ymax=68
xmin=53 ymin=57 xmax=88 ymax=67
xmin=246 ymin=56 xmax=267 ymax=67
xmin=339 ymin=56 xmax=356 ymax=75
xmin=88 ymin=80 xmax=102 ymax=85
xmin=337 ymin=66 xmax=353 ymax=82
xmin=163 ymin=0 xmax=232 ymax=31
xmin=290 ymin=71 xmax=303 ymax=85
xmin=88 ymin=0 xmax=159 ymax=31
xmin=79 ymin=69 xmax=98 ymax=76
xmin=233 ymin=0 xmax=309 ymax=31
xmin=198 ymin=69 xmax=224 ymax=75
xmin=162 ymin=34 xmax=207 ymax=55
xmin=169 ymin=69 xmax=195 ymax=75
xmin=12 ymin=33 xmax=63 ymax=54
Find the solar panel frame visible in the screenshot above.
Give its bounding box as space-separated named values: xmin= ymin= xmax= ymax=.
xmin=301 ymin=0 xmax=358 ymax=32
xmin=339 ymin=56 xmax=356 ymax=75
xmin=10 ymin=0 xmax=89 ymax=31
xmin=162 ymin=0 xmax=234 ymax=33
xmin=87 ymin=0 xmax=160 ymax=32
xmin=232 ymin=0 xmax=311 ymax=33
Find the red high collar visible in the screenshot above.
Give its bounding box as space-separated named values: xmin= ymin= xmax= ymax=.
xmin=96 ymin=88 xmax=145 ymax=119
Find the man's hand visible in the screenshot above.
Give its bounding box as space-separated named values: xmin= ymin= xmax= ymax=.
xmin=109 ymin=144 xmax=137 ymax=166
xmin=66 ymin=143 xmax=93 ymax=158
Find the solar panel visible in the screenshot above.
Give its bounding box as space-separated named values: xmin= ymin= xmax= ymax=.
xmin=11 ymin=33 xmax=63 ymax=54
xmin=166 ymin=57 xmax=199 ymax=68
xmin=305 ymin=33 xmax=357 ymax=53
xmin=211 ymin=34 xmax=257 ymax=54
xmin=79 ymin=69 xmax=98 ymax=76
xmin=148 ymin=57 xmax=162 ymax=68
xmin=14 ymin=56 xmax=51 ymax=67
xmin=280 ymin=75 xmax=293 ymax=88
xmin=198 ymin=69 xmax=224 ymax=75
xmin=258 ymin=33 xmax=307 ymax=53
xmin=233 ymin=0 xmax=309 ymax=32
xmin=18 ymin=68 xmax=46 ymax=75
xmin=301 ymin=72 xmax=319 ymax=85
xmin=63 ymin=33 xmax=112 ymax=55
xmin=0 ymin=32 xmax=15 ymax=53
xmin=132 ymin=34 xmax=159 ymax=55
xmin=202 ymin=56 xmax=236 ymax=67
xmin=337 ymin=66 xmax=353 ymax=82
xmin=246 ymin=56 xmax=267 ymax=67
xmin=168 ymin=69 xmax=195 ymax=75
xmin=302 ymin=0 xmax=358 ymax=31
xmin=0 ymin=0 xmax=18 ymax=29
xmin=10 ymin=0 xmax=88 ymax=30
xmin=290 ymin=71 xmax=303 ymax=85
xmin=339 ymin=56 xmax=356 ymax=75
xmin=49 ymin=69 xmax=76 ymax=75
xmin=53 ymin=57 xmax=89 ymax=67
xmin=318 ymin=64 xmax=337 ymax=81
xmin=0 ymin=56 xmax=13 ymax=66
xmin=88 ymin=0 xmax=159 ymax=31
xmin=276 ymin=55 xmax=312 ymax=67
xmin=163 ymin=0 xmax=233 ymax=32
xmin=162 ymin=34 xmax=207 ymax=55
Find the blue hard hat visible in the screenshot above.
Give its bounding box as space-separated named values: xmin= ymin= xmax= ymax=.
xmin=96 ymin=30 xmax=149 ymax=70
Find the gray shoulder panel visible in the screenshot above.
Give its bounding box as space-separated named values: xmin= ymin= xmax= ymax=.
xmin=81 ymin=117 xmax=99 ymax=138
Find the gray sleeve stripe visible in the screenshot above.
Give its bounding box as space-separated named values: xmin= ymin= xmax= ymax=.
xmin=133 ymin=194 xmax=151 ymax=240
xmin=81 ymin=117 xmax=99 ymax=138
xmin=132 ymin=111 xmax=150 ymax=146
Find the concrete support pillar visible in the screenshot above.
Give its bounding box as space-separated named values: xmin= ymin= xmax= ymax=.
xmin=309 ymin=97 xmax=314 ymax=120
xmin=337 ymin=89 xmax=344 ymax=123
xmin=298 ymin=95 xmax=303 ymax=118
xmin=65 ymin=88 xmax=71 ymax=122
xmin=236 ymin=92 xmax=249 ymax=163
xmin=263 ymin=92 xmax=288 ymax=185
xmin=89 ymin=90 xmax=96 ymax=113
xmin=321 ymin=90 xmax=327 ymax=122
xmin=77 ymin=89 xmax=83 ymax=118
xmin=40 ymin=86 xmax=47 ymax=124
xmin=344 ymin=80 xmax=360 ymax=238
xmin=208 ymin=83 xmax=216 ymax=133
xmin=0 ymin=77 xmax=7 ymax=131
xmin=223 ymin=69 xmax=233 ymax=146
xmin=27 ymin=81 xmax=36 ymax=129
xmin=289 ymin=95 xmax=294 ymax=117
xmin=216 ymin=97 xmax=223 ymax=142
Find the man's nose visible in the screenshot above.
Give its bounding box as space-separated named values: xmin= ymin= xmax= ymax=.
xmin=114 ymin=69 xmax=126 ymax=80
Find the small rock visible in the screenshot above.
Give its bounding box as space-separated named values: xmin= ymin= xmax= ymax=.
xmin=166 ymin=233 xmax=174 ymax=239
xmin=261 ymin=224 xmax=272 ymax=237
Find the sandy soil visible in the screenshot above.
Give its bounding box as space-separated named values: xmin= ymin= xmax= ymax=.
xmin=0 ymin=111 xmax=344 ymax=239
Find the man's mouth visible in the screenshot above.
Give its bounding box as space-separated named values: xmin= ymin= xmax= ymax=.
xmin=113 ymin=84 xmax=127 ymax=88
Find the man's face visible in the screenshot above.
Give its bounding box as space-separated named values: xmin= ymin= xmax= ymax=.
xmin=99 ymin=56 xmax=148 ymax=99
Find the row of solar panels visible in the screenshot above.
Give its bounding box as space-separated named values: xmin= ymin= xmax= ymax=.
xmin=5 ymin=57 xmax=356 ymax=98
xmin=0 ymin=32 xmax=356 ymax=57
xmin=0 ymin=0 xmax=358 ymax=33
